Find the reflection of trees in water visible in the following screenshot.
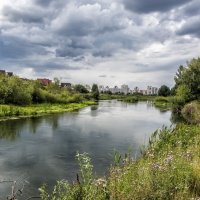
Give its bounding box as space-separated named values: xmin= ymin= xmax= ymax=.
xmin=146 ymin=101 xmax=154 ymax=108
xmin=0 ymin=114 xmax=61 ymax=141
xmin=170 ymin=111 xmax=185 ymax=124
xmin=44 ymin=114 xmax=61 ymax=131
xmin=0 ymin=120 xmax=23 ymax=140
xmin=90 ymin=105 xmax=99 ymax=117
xmin=91 ymin=105 xmax=98 ymax=111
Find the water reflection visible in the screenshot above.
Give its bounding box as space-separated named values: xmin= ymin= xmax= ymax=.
xmin=0 ymin=114 xmax=62 ymax=141
xmin=0 ymin=100 xmax=173 ymax=198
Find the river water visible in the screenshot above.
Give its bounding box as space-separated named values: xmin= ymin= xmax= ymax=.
xmin=0 ymin=100 xmax=172 ymax=198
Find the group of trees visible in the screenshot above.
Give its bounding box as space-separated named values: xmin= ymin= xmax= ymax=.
xmin=0 ymin=74 xmax=100 ymax=105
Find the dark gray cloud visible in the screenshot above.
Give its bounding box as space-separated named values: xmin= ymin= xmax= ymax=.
xmin=2 ymin=6 xmax=45 ymax=23
xmin=177 ymin=18 xmax=200 ymax=38
xmin=0 ymin=35 xmax=47 ymax=59
xmin=182 ymin=0 xmax=200 ymax=17
xmin=122 ymin=0 xmax=190 ymax=13
xmin=33 ymin=0 xmax=53 ymax=7
xmin=0 ymin=0 xmax=200 ymax=86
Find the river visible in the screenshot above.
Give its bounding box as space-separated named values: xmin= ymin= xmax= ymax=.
xmin=0 ymin=100 xmax=172 ymax=198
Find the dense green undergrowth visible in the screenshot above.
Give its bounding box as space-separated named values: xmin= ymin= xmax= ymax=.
xmin=39 ymin=124 xmax=200 ymax=200
xmin=0 ymin=101 xmax=95 ymax=120
xmin=182 ymin=101 xmax=200 ymax=124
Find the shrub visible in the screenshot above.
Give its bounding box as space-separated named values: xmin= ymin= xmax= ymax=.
xmin=181 ymin=101 xmax=200 ymax=124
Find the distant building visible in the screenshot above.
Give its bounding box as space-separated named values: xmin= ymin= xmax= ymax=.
xmin=134 ymin=87 xmax=139 ymax=93
xmin=142 ymin=90 xmax=148 ymax=95
xmin=105 ymin=86 xmax=110 ymax=92
xmin=121 ymin=84 xmax=129 ymax=95
xmin=37 ymin=78 xmax=52 ymax=86
xmin=61 ymin=82 xmax=72 ymax=88
xmin=147 ymin=86 xmax=158 ymax=95
xmin=111 ymin=86 xmax=120 ymax=94
xmin=98 ymin=85 xmax=105 ymax=93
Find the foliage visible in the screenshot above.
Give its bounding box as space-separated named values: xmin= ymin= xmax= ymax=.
xmin=74 ymin=84 xmax=89 ymax=93
xmin=40 ymin=152 xmax=108 ymax=200
xmin=0 ymin=102 xmax=95 ymax=119
xmin=158 ymin=85 xmax=171 ymax=97
xmin=122 ymin=96 xmax=138 ymax=103
xmin=91 ymin=84 xmax=99 ymax=100
xmin=0 ymin=74 xmax=93 ymax=106
xmin=108 ymin=124 xmax=200 ymax=199
xmin=181 ymin=101 xmax=200 ymax=124
xmin=174 ymin=58 xmax=200 ymax=102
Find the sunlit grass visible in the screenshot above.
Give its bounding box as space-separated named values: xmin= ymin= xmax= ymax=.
xmin=0 ymin=101 xmax=95 ymax=119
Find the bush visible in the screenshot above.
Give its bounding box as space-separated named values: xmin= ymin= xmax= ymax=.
xmin=181 ymin=101 xmax=200 ymax=124
xmin=67 ymin=94 xmax=83 ymax=103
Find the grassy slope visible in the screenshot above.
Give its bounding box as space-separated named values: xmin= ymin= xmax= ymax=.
xmin=109 ymin=124 xmax=200 ymax=199
xmin=0 ymin=101 xmax=95 ymax=120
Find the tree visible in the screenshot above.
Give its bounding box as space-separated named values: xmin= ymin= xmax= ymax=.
xmin=174 ymin=57 xmax=200 ymax=101
xmin=91 ymin=84 xmax=99 ymax=100
xmin=158 ymin=85 xmax=171 ymax=97
xmin=74 ymin=84 xmax=89 ymax=93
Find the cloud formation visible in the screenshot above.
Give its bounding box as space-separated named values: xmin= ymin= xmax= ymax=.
xmin=0 ymin=0 xmax=200 ymax=88
xmin=122 ymin=0 xmax=189 ymax=13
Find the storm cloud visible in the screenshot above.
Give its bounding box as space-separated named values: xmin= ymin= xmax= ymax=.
xmin=122 ymin=0 xmax=190 ymax=13
xmin=0 ymin=0 xmax=200 ymax=88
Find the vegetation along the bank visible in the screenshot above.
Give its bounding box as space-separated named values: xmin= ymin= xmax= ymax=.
xmin=40 ymin=124 xmax=200 ymax=200
xmin=0 ymin=102 xmax=95 ymax=120
xmin=38 ymin=57 xmax=200 ymax=199
xmin=0 ymin=74 xmax=99 ymax=119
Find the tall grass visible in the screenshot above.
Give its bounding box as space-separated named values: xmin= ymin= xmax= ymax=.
xmin=39 ymin=124 xmax=200 ymax=199
xmin=109 ymin=124 xmax=200 ymax=199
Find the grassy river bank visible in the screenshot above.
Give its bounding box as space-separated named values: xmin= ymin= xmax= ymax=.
xmin=0 ymin=101 xmax=95 ymax=121
xmin=39 ymin=101 xmax=200 ymax=200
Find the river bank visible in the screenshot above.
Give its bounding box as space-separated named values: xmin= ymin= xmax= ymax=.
xmin=40 ymin=122 xmax=200 ymax=199
xmin=0 ymin=101 xmax=95 ymax=121
xmin=39 ymin=101 xmax=200 ymax=199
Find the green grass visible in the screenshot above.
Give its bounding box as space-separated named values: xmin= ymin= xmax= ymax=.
xmin=181 ymin=101 xmax=200 ymax=124
xmin=39 ymin=123 xmax=200 ymax=200
xmin=120 ymin=96 xmax=139 ymax=103
xmin=108 ymin=124 xmax=200 ymax=199
xmin=0 ymin=101 xmax=95 ymax=120
xmin=100 ymin=94 xmax=157 ymax=101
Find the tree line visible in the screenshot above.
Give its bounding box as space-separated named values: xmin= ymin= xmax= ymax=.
xmin=0 ymin=75 xmax=100 ymax=105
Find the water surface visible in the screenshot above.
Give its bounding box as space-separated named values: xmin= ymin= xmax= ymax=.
xmin=0 ymin=100 xmax=172 ymax=198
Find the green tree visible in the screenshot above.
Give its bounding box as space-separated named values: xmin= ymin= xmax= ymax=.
xmin=74 ymin=84 xmax=89 ymax=93
xmin=91 ymin=84 xmax=99 ymax=100
xmin=6 ymin=77 xmax=33 ymax=105
xmin=174 ymin=57 xmax=200 ymax=101
xmin=158 ymin=85 xmax=171 ymax=97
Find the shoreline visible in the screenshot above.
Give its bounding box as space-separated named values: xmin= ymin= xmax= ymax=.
xmin=0 ymin=101 xmax=96 ymax=122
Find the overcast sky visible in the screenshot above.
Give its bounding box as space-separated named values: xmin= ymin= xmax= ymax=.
xmin=0 ymin=0 xmax=200 ymax=89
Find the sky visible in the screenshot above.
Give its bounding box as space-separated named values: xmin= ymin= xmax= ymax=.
xmin=0 ymin=0 xmax=200 ymax=89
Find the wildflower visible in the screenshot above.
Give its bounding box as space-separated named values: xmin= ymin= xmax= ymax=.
xmin=94 ymin=178 xmax=107 ymax=188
